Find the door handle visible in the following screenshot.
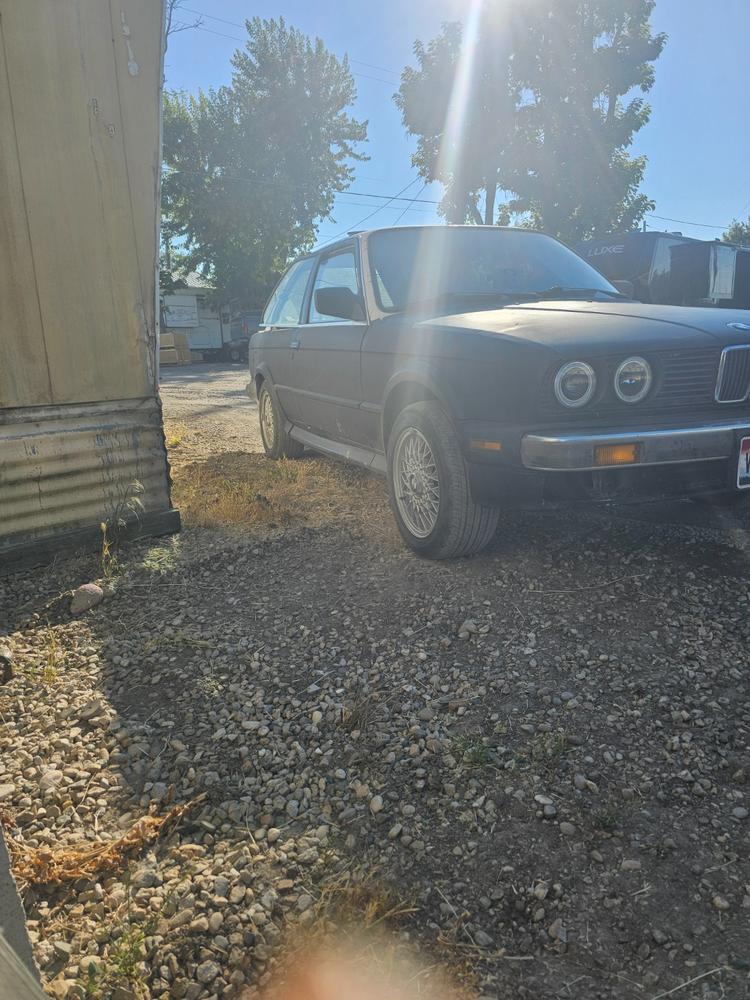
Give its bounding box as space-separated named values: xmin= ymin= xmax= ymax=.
xmin=290 ymin=338 xmax=300 ymax=349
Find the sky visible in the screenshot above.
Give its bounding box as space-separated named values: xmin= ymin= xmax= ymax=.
xmin=164 ymin=0 xmax=750 ymax=246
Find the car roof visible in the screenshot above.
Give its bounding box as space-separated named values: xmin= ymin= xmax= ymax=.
xmin=303 ymin=224 xmax=545 ymax=260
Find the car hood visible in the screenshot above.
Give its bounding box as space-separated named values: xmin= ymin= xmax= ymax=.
xmin=429 ymin=300 xmax=750 ymax=355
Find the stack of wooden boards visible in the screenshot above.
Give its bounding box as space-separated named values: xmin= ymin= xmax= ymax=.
xmin=159 ymin=332 xmax=191 ymax=366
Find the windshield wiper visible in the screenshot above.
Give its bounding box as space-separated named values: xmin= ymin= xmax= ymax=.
xmin=535 ymin=286 xmax=627 ymax=300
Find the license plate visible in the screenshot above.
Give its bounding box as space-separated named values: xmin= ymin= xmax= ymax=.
xmin=738 ymin=437 xmax=750 ymax=488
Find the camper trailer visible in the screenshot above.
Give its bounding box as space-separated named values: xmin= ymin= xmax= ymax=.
xmin=576 ymin=231 xmax=750 ymax=309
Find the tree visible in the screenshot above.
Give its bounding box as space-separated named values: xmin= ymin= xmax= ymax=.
xmin=162 ymin=17 xmax=367 ymax=307
xmin=508 ymin=0 xmax=666 ymax=243
xmin=397 ymin=1 xmax=665 ymax=242
xmin=165 ymin=0 xmax=202 ymax=39
xmin=723 ymin=217 xmax=750 ymax=247
xmin=395 ymin=8 xmax=524 ymax=225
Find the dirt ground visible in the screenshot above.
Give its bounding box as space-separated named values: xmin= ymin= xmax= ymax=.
xmin=1 ymin=363 xmax=749 ymax=1000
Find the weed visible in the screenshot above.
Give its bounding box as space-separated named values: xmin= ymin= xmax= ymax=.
xmin=454 ymin=733 xmax=491 ymax=767
xmin=341 ymin=685 xmax=378 ymax=734
xmin=100 ymin=480 xmax=145 ymax=579
xmin=141 ymin=539 xmax=179 ymax=575
xmin=79 ymin=920 xmax=152 ymax=999
xmin=593 ymin=809 xmax=620 ymax=832
xmin=164 ymin=420 xmax=187 ymax=449
xmin=40 ymin=628 xmax=60 ymax=685
xmin=529 ymin=731 xmax=568 ymax=763
xmin=100 ymin=521 xmax=119 ymax=580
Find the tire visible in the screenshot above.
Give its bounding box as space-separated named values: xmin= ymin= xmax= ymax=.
xmin=257 ymin=382 xmax=304 ymax=460
xmin=387 ymin=401 xmax=499 ymax=558
xmin=229 ymin=347 xmax=242 ymax=363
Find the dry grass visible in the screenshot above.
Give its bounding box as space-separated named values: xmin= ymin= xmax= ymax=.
xmin=171 ymin=451 xmax=388 ymax=533
xmin=2 ymin=797 xmax=202 ymax=891
xmin=260 ymin=869 xmax=474 ymax=1000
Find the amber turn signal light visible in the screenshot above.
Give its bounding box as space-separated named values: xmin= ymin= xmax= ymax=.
xmin=593 ymin=443 xmax=640 ymax=466
xmin=470 ymin=438 xmax=503 ymax=452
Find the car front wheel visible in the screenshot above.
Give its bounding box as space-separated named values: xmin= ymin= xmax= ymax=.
xmin=387 ymin=401 xmax=499 ymax=558
xmin=258 ymin=382 xmax=303 ymax=460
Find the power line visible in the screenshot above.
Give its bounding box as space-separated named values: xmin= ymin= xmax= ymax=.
xmin=183 ymin=24 xmax=397 ymax=86
xmin=646 ymin=213 xmax=730 ymax=231
xmin=163 ymin=167 xmax=439 ymax=207
xmin=178 ymin=7 xmax=400 ymax=79
xmin=316 ymin=177 xmax=423 ymax=249
xmin=391 ymin=183 xmax=429 ymax=225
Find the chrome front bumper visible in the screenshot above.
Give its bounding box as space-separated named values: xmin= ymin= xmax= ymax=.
xmin=521 ymin=422 xmax=750 ymax=472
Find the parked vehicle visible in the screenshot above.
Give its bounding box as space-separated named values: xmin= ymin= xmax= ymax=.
xmin=227 ymin=310 xmax=262 ymax=363
xmin=250 ymin=225 xmax=750 ymax=558
xmin=576 ymin=230 xmax=750 ymax=309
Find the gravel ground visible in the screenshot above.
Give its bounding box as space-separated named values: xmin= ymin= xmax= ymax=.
xmin=1 ymin=364 xmax=749 ymax=1000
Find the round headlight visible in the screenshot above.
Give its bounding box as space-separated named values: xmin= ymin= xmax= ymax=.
xmin=614 ymin=357 xmax=652 ymax=403
xmin=554 ymin=361 xmax=596 ymax=408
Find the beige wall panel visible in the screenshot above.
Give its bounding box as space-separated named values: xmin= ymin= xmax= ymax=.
xmin=0 ymin=0 xmax=162 ymax=405
xmin=0 ymin=22 xmax=52 ymax=408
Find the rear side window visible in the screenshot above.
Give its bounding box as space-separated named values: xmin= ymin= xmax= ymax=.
xmin=310 ymin=250 xmax=360 ymax=323
xmin=263 ymin=258 xmax=315 ymax=327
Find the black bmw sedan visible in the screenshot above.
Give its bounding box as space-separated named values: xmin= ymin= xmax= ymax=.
xmin=249 ymin=225 xmax=750 ymax=558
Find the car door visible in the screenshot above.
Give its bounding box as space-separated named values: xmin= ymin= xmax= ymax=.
xmin=289 ymin=246 xmax=369 ymax=443
xmin=255 ymin=257 xmax=316 ymax=420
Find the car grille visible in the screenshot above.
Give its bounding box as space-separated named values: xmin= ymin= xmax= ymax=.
xmin=540 ymin=348 xmax=724 ymax=421
xmin=715 ymin=346 xmax=750 ymax=402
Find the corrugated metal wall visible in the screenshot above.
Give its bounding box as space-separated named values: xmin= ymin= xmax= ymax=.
xmin=0 ymin=0 xmax=179 ymax=567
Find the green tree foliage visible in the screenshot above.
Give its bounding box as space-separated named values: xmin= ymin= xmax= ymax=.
xmin=723 ymin=217 xmax=750 ymax=247
xmin=395 ymin=9 xmax=523 ymax=225
xmin=162 ymin=17 xmax=366 ymax=307
xmin=396 ymin=1 xmax=665 ymax=243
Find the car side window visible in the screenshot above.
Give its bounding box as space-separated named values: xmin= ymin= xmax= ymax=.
xmin=309 ymin=250 xmax=360 ymax=323
xmin=263 ymin=258 xmax=315 ymax=327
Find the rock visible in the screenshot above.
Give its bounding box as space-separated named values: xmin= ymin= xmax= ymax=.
xmin=731 ymin=806 xmax=748 ymax=820
xmin=0 ymin=783 xmax=15 ymax=802
xmin=548 ymin=918 xmax=564 ymax=940
xmin=559 ymin=821 xmax=576 ymax=837
xmin=712 ymin=895 xmax=730 ymax=911
xmin=196 ymin=960 xmax=221 ymax=984
xmin=621 ymin=859 xmax=641 ymax=872
xmin=0 ymin=644 xmax=14 ymax=684
xmin=473 ymin=930 xmax=493 ymax=948
xmin=39 ymin=769 xmax=63 ymax=793
xmin=52 ymin=940 xmax=72 ymax=960
xmin=267 ymin=827 xmax=281 ymax=844
xmin=70 ymin=583 xmax=104 ymax=616
xmin=79 ymin=698 xmax=106 ymax=721
xmin=369 ymin=795 xmax=384 ymax=814
xmin=150 ymin=782 xmax=168 ymax=804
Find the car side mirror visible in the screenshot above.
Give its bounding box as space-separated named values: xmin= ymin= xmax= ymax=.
xmin=612 ymin=279 xmax=635 ymax=298
xmin=314 ymin=286 xmax=365 ymax=321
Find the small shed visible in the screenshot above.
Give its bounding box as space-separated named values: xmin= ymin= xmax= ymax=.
xmin=0 ymin=0 xmax=179 ymax=569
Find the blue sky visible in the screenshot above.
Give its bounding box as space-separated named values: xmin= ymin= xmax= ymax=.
xmin=165 ymin=0 xmax=750 ymax=245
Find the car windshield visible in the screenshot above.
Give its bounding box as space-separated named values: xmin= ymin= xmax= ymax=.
xmin=368 ymin=227 xmax=619 ymax=312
